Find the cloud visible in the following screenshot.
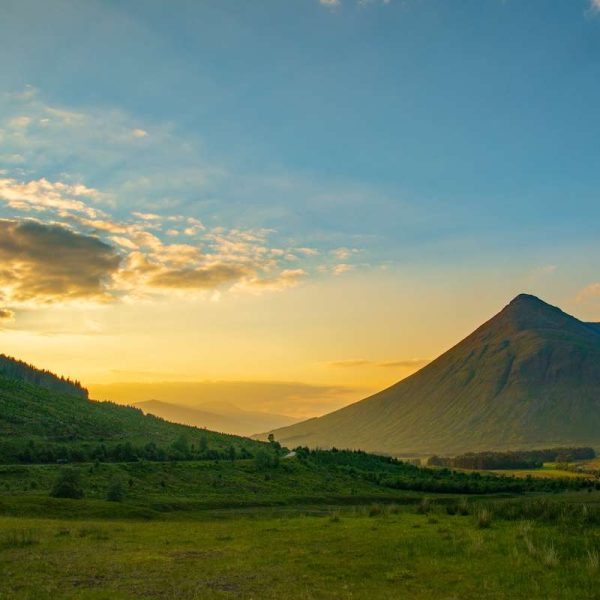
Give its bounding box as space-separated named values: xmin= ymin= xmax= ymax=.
xmin=0 ymin=177 xmax=104 ymax=218
xmin=0 ymin=88 xmax=366 ymax=318
xmin=0 ymin=308 xmax=15 ymax=321
xmin=576 ymin=283 xmax=600 ymax=303
xmin=241 ymin=268 xmax=307 ymax=292
xmin=148 ymin=264 xmax=250 ymax=289
xmin=319 ymin=0 xmax=340 ymax=5
xmin=332 ymin=247 xmax=358 ymax=260
xmin=0 ymin=174 xmax=320 ymax=315
xmin=378 ymin=358 xmax=431 ymax=368
xmin=328 ymin=359 xmax=372 ymax=368
xmin=591 ymin=0 xmax=600 ymax=11
xmin=8 ymin=116 xmax=31 ymax=128
xmin=0 ymin=219 xmax=121 ymax=304
xmin=328 ymin=358 xmax=431 ymax=369
xmin=333 ymin=263 xmax=354 ymax=275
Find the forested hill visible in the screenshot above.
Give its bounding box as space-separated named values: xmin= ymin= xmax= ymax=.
xmin=0 ymin=354 xmax=88 ymax=399
xmin=0 ymin=372 xmax=267 ymax=464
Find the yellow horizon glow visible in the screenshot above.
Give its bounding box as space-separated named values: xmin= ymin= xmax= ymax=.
xmin=0 ymin=267 xmax=593 ymax=418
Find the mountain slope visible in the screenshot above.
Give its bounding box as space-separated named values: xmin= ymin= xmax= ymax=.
xmin=0 ymin=364 xmax=266 ymax=463
xmin=264 ymin=294 xmax=600 ymax=455
xmin=0 ymin=354 xmax=87 ymax=399
xmin=134 ymin=400 xmax=300 ymax=437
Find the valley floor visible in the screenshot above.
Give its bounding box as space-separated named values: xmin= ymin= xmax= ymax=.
xmin=1 ymin=498 xmax=600 ymax=599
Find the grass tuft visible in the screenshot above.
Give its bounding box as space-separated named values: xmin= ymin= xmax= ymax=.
xmin=476 ymin=508 xmax=492 ymax=529
xmin=587 ymin=549 xmax=599 ymax=575
xmin=539 ymin=543 xmax=559 ymax=568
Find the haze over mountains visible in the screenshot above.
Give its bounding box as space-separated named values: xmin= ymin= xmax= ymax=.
xmin=133 ymin=400 xmax=300 ymax=437
xmin=263 ymin=294 xmax=600 ymax=455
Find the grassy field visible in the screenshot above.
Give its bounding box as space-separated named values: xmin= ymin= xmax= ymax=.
xmin=488 ymin=464 xmax=589 ymax=479
xmin=1 ymin=495 xmax=600 ymax=600
xmin=0 ymin=452 xmax=598 ymax=598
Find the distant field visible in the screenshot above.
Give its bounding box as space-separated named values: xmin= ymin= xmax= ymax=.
xmin=488 ymin=464 xmax=590 ymax=480
xmin=1 ymin=496 xmax=599 ymax=599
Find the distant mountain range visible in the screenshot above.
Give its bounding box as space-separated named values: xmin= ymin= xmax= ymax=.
xmin=133 ymin=399 xmax=300 ymax=437
xmin=261 ymin=294 xmax=600 ymax=455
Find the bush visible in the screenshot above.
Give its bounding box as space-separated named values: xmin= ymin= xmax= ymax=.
xmin=50 ymin=468 xmax=84 ymax=499
xmin=255 ymin=449 xmax=279 ymax=470
xmin=106 ymin=477 xmax=125 ymax=502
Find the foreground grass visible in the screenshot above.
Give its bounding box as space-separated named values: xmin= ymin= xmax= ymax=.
xmin=1 ymin=501 xmax=599 ymax=599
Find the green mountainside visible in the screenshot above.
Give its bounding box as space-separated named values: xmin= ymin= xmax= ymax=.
xmin=264 ymin=294 xmax=600 ymax=455
xmin=0 ymin=354 xmax=87 ymax=399
xmin=0 ymin=363 xmax=264 ymax=463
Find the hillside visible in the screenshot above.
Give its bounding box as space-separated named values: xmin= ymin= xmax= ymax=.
xmin=0 ymin=371 xmax=265 ymax=464
xmin=134 ymin=399 xmax=300 ymax=437
xmin=263 ymin=294 xmax=600 ymax=455
xmin=0 ymin=354 xmax=87 ymax=399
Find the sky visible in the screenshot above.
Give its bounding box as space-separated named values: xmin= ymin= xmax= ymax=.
xmin=1 ymin=0 xmax=600 ymax=418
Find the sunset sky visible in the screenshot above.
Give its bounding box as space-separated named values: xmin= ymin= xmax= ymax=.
xmin=1 ymin=0 xmax=600 ymax=417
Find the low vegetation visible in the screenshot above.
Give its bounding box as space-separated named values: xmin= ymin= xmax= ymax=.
xmin=1 ymin=493 xmax=599 ymax=599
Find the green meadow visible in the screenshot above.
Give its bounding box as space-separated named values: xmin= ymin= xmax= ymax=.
xmin=1 ymin=454 xmax=599 ymax=599
xmin=2 ymin=494 xmax=600 ymax=600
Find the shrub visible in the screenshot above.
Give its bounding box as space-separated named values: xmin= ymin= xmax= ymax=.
xmin=106 ymin=477 xmax=125 ymax=502
xmin=368 ymin=503 xmax=383 ymax=517
xmin=50 ymin=468 xmax=84 ymax=499
xmin=255 ymin=449 xmax=279 ymax=470
xmin=446 ymin=504 xmax=457 ymax=516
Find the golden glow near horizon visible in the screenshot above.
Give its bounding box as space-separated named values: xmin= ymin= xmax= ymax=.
xmin=2 ymin=265 xmax=596 ymax=418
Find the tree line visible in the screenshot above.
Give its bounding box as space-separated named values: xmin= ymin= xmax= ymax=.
xmin=0 ymin=354 xmax=88 ymax=399
xmin=295 ymin=447 xmax=598 ymax=495
xmin=426 ymin=447 xmax=596 ymax=470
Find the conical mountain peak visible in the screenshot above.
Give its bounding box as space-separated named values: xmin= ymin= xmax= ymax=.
xmin=482 ymin=293 xmax=589 ymax=339
xmin=267 ymin=295 xmax=600 ymax=455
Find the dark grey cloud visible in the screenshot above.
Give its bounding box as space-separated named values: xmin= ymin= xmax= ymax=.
xmin=0 ymin=219 xmax=121 ymax=303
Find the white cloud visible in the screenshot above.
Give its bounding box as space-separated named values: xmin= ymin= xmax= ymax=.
xmin=8 ymin=116 xmax=31 ymax=128
xmin=0 ymin=177 xmax=103 ymax=218
xmin=576 ymin=283 xmax=600 ymax=303
xmin=333 ymin=263 xmax=353 ymax=275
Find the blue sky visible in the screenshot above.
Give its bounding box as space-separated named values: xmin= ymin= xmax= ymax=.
xmin=2 ymin=0 xmax=600 ymax=251
xmin=1 ymin=0 xmax=600 ymax=409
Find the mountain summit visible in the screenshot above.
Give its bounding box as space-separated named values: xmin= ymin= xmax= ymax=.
xmin=265 ymin=295 xmax=600 ymax=455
